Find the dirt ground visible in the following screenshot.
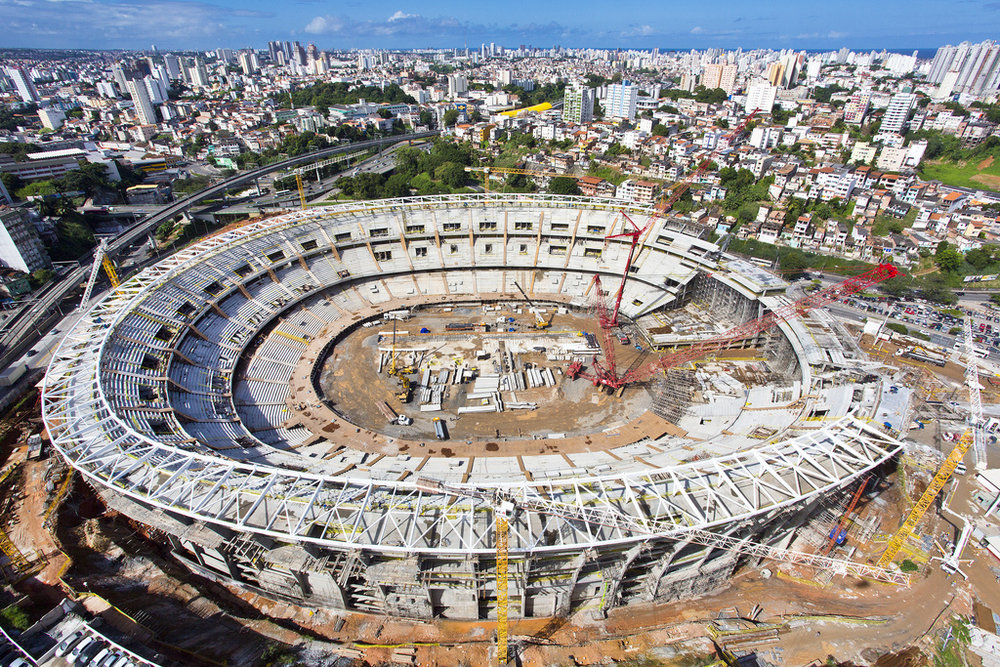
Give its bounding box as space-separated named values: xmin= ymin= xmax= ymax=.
xmin=2 ymin=341 xmax=992 ymax=664
xmin=320 ymin=305 xmax=653 ymax=443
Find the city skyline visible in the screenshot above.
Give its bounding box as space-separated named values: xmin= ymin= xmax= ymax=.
xmin=1 ymin=0 xmax=1000 ymax=51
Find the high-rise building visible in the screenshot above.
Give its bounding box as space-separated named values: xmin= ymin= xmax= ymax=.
xmin=7 ymin=66 xmax=40 ymax=104
xmin=928 ymin=40 xmax=1000 ymax=94
xmin=238 ymin=52 xmax=258 ymax=76
xmin=0 ymin=207 xmax=51 ymax=274
xmin=126 ymin=78 xmax=158 ymax=126
xmin=189 ymin=58 xmax=210 ymax=88
xmin=719 ymin=63 xmax=738 ymax=95
xmin=163 ymin=54 xmax=181 ymax=80
xmin=605 ymin=81 xmax=638 ymax=120
xmin=701 ymin=63 xmax=724 ymax=90
xmin=880 ymin=92 xmax=916 ymax=135
xmin=842 ymin=91 xmax=871 ymax=124
xmin=447 ymin=73 xmax=468 ymax=98
xmin=562 ymin=85 xmax=594 ymax=124
xmin=744 ymin=79 xmax=776 ymax=114
xmin=144 ymin=75 xmax=168 ymax=105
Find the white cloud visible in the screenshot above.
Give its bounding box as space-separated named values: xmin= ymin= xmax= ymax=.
xmin=387 ymin=10 xmax=417 ymax=22
xmin=0 ymin=0 xmax=270 ymax=46
xmin=827 ymin=30 xmax=847 ymax=39
xmin=690 ymin=25 xmax=704 ymax=34
xmin=305 ymin=15 xmax=344 ymax=34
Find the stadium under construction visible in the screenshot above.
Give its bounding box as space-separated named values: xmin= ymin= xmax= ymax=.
xmin=41 ymin=193 xmax=907 ymax=623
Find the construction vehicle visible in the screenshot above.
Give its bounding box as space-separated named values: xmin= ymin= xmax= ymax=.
xmin=386 ymin=320 xmax=414 ymax=403
xmin=877 ymin=316 xmax=984 ymax=568
xmin=568 ymin=263 xmax=900 ymax=391
xmin=821 ymin=477 xmax=869 ymax=554
xmin=512 ymin=281 xmax=555 ymax=329
xmin=415 ymin=474 xmax=908 ymax=667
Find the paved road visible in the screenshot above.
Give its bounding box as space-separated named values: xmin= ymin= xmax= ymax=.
xmin=0 ymin=131 xmax=438 ymax=368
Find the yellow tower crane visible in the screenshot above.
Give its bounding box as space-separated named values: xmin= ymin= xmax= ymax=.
xmin=877 ymin=317 xmax=983 ymax=568
xmin=296 ymin=173 xmax=307 ymax=210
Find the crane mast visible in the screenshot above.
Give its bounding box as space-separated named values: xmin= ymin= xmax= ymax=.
xmin=569 ymin=263 xmax=899 ymax=390
xmin=877 ymin=316 xmax=983 ymax=567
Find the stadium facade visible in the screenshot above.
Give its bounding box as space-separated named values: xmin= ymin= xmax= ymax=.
xmin=42 ymin=194 xmax=902 ymax=620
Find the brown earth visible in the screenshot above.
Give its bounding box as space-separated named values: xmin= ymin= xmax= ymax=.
xmin=971 ymin=172 xmax=1000 ymax=190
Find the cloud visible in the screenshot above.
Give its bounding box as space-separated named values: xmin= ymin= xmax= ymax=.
xmin=0 ymin=0 xmax=271 ymax=47
xmin=690 ymin=26 xmax=704 ymax=34
xmin=621 ymin=24 xmax=654 ymax=37
xmin=827 ymin=30 xmax=847 ymax=39
xmin=304 ymin=15 xmax=343 ymax=34
xmin=302 ymin=12 xmax=566 ymax=40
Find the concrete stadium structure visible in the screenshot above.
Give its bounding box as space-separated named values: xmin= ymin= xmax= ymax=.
xmin=42 ymin=193 xmax=903 ymax=620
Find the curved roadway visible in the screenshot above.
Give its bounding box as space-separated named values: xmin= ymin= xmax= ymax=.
xmin=0 ymin=131 xmax=438 ymax=364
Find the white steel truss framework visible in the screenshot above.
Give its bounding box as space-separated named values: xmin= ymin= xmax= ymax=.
xmin=43 ymin=195 xmax=904 ymax=557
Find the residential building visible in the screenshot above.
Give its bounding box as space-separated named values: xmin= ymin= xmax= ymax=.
xmin=7 ymin=66 xmax=40 ymax=104
xmin=605 ymin=82 xmax=638 ymax=120
xmin=563 ymin=85 xmax=594 ymax=124
xmin=0 ymin=207 xmax=50 ymax=273
xmin=744 ymin=80 xmax=777 ymax=114
xmin=447 ymin=74 xmax=468 ymax=98
xmin=843 ymin=91 xmax=871 ymax=124
xmin=880 ymin=93 xmax=916 ymax=135
xmin=37 ymin=107 xmax=66 ymax=131
xmin=616 ymin=179 xmax=658 ymax=203
xmin=126 ymin=78 xmax=158 ymax=126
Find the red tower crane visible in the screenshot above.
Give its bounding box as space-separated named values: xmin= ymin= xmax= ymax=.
xmin=601 ymin=109 xmax=760 ymax=328
xmin=567 ymin=262 xmax=900 ymax=390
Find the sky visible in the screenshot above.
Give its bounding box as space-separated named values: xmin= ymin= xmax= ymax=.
xmin=1 ymin=0 xmax=1000 ymax=52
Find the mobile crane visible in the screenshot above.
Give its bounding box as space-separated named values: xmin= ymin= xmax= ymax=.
xmin=568 ymin=263 xmax=900 ymax=390
xmin=512 ymin=280 xmax=555 ymax=329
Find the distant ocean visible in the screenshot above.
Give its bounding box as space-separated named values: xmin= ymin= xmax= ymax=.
xmin=657 ymin=48 xmax=939 ymax=59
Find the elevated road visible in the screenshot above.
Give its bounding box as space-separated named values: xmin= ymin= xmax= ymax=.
xmin=2 ymin=131 xmax=438 ymax=367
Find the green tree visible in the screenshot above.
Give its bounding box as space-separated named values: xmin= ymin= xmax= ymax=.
xmin=442 ymin=109 xmax=460 ymax=127
xmin=935 ymin=246 xmax=963 ymax=272
xmin=548 ymin=177 xmax=581 ymax=195
xmin=418 ymin=109 xmax=433 ymax=127
xmin=435 ymin=162 xmax=467 ymax=188
xmin=779 ymin=249 xmax=809 ymax=279
xmin=651 ymin=123 xmax=669 ymax=137
xmin=382 ymin=173 xmax=411 ymax=198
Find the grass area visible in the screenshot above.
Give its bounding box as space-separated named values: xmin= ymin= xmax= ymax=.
xmin=921 ymin=157 xmax=1000 ymax=192
xmin=871 ymin=207 xmax=919 ymax=237
xmin=586 ymin=164 xmax=628 ymax=186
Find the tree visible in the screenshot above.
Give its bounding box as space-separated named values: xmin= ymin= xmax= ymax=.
xmin=418 ymin=109 xmax=433 ymax=127
xmin=965 ymin=247 xmax=995 ymax=271
xmin=435 ymin=162 xmax=466 ymax=189
xmin=548 ymin=177 xmax=581 ymax=195
xmin=935 ymin=246 xmax=963 ymax=272
xmin=442 ymin=109 xmax=460 ymax=127
xmin=779 ymin=250 xmax=809 ymax=279
xmin=651 ymin=123 xmax=669 ymax=137
xmin=0 ymin=173 xmax=24 ymax=199
xmin=382 ymin=173 xmax=411 ymax=198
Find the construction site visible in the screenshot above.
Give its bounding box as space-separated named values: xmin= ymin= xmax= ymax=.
xmin=0 ymin=191 xmax=984 ymax=666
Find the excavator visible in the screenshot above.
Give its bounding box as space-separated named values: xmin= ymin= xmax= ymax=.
xmin=513 ymin=281 xmax=555 ymax=329
xmin=387 ymin=320 xmax=413 ymax=403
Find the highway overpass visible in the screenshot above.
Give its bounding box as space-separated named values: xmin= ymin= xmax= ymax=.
xmin=0 ymin=131 xmax=438 ymax=368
